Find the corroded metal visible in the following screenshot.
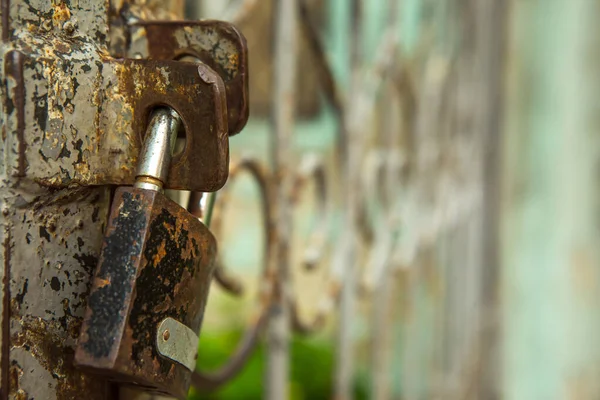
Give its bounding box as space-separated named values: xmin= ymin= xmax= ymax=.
xmin=128 ymin=20 xmax=250 ymax=136
xmin=0 ymin=47 xmax=230 ymax=191
xmin=75 ymin=186 xmax=217 ymax=399
xmin=1 ymin=0 xmax=497 ymax=398
xmin=74 ymin=102 xmax=215 ymax=398
xmin=1 ymin=186 xmax=113 ymax=399
xmin=0 ymin=2 xmax=249 ymax=192
xmin=0 ymin=1 xmax=247 ymax=398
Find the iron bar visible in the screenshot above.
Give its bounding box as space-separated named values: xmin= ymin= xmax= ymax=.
xmin=266 ymin=0 xmax=297 ymax=396
xmin=298 ymin=0 xmax=345 ymax=116
xmin=334 ymin=0 xmax=363 ymax=398
xmin=192 ymin=158 xmax=274 ymax=391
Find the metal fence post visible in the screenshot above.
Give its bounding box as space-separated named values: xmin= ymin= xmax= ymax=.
xmin=266 ymin=0 xmax=298 ymax=398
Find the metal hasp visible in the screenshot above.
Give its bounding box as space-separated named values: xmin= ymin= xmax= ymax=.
xmin=0 ymin=6 xmax=249 ymax=192
xmin=74 ymin=106 xmax=218 ymax=399
xmin=128 ymin=20 xmax=249 ymax=136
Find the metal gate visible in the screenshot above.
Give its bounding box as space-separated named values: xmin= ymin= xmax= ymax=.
xmin=190 ymin=1 xmax=503 ymax=399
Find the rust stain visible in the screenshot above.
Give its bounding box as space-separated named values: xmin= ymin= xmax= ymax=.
xmin=136 ymin=20 xmax=249 ymax=135
xmin=1 ymin=0 xmax=9 ymax=41
xmin=75 ymin=187 xmax=217 ymax=398
xmin=4 ymin=18 xmax=241 ymax=191
xmin=153 ymin=239 xmax=167 ymax=265
xmin=52 ymin=2 xmax=72 ymax=28
xmin=5 ymin=51 xmax=27 ymax=177
xmin=53 ymin=40 xmax=72 ymax=55
xmin=1 ymin=231 xmax=12 ymax=399
xmin=94 ymin=277 xmax=110 ymax=288
xmin=12 ymin=318 xmax=107 ymax=400
xmin=8 ymin=361 xmax=27 ymax=400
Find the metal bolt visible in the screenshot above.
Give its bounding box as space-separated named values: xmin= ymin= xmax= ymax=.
xmin=63 ymin=21 xmax=75 ymax=35
xmin=162 ymin=329 xmax=170 ymax=341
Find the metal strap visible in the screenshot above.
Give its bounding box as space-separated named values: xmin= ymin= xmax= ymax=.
xmin=156 ymin=317 xmax=199 ymax=371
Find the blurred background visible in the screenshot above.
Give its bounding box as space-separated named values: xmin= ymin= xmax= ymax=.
xmin=182 ymin=0 xmax=600 ymax=399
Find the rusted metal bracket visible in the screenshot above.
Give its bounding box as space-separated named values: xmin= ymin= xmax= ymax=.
xmin=0 ymin=19 xmax=248 ymax=192
xmin=129 ymin=20 xmax=249 ymax=136
xmin=109 ymin=58 xmax=229 ymax=192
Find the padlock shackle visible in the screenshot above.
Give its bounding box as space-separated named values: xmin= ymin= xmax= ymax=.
xmin=135 ymin=107 xmax=181 ymax=192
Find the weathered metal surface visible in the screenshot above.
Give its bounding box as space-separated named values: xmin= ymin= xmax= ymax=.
xmin=0 ymin=0 xmax=508 ymax=399
xmin=0 ymin=0 xmax=240 ymax=399
xmin=0 ymin=0 xmax=252 ymax=192
xmin=0 ymin=45 xmax=230 ymax=191
xmin=0 ymin=185 xmax=113 ymax=400
xmin=75 ymin=186 xmax=216 ymax=399
xmin=129 ymin=20 xmax=249 ymax=136
xmin=4 ymin=0 xmax=109 ymax=46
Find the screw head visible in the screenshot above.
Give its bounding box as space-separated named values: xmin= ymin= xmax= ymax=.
xmin=162 ymin=329 xmax=170 ymax=341
xmin=63 ymin=21 xmax=76 ymax=35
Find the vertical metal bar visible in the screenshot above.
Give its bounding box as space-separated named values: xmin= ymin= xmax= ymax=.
xmin=370 ymin=268 xmax=394 ymax=400
xmin=477 ymin=0 xmax=506 ymax=398
xmin=334 ymin=0 xmax=362 ymax=399
xmin=266 ymin=0 xmax=297 ymax=398
xmin=369 ymin=231 xmax=395 ymax=400
xmin=370 ymin=3 xmax=400 ymax=398
xmin=1 ymin=0 xmax=9 ymax=41
xmin=0 ymin=227 xmax=10 ymax=400
xmin=369 ymin=134 xmax=399 ymax=399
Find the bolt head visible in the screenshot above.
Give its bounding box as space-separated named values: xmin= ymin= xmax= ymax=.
xmin=63 ymin=21 xmax=76 ymax=34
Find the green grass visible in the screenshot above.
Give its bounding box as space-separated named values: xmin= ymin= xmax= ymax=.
xmin=189 ymin=330 xmax=368 ymax=400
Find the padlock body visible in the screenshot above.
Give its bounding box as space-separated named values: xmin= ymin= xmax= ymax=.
xmin=75 ymin=186 xmax=216 ymax=399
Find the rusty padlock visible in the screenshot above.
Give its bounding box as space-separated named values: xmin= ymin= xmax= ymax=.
xmin=74 ymin=108 xmax=217 ymax=398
